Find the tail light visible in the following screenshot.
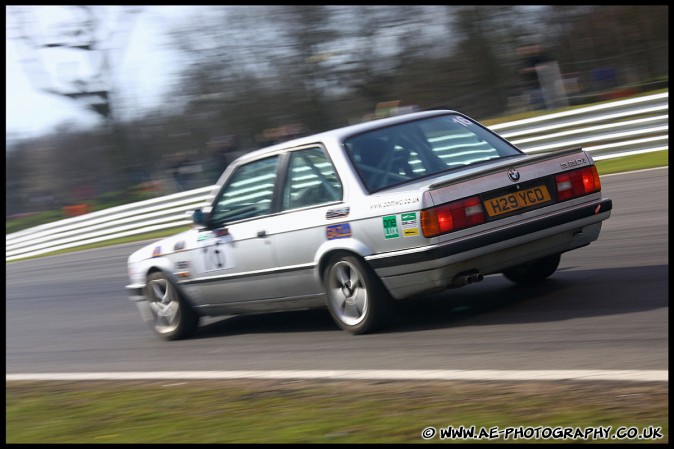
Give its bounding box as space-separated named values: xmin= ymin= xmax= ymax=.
xmin=421 ymin=195 xmax=486 ymax=238
xmin=555 ymin=166 xmax=601 ymax=201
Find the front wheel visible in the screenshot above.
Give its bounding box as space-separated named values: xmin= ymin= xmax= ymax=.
xmin=144 ymin=272 xmax=199 ymax=340
xmin=502 ymin=253 xmax=561 ymax=285
xmin=323 ymin=255 xmax=392 ymax=334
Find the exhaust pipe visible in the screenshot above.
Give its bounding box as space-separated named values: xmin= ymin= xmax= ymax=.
xmin=450 ymin=275 xmax=472 ymax=287
xmin=470 ymin=273 xmax=484 ymax=283
xmin=450 ymin=271 xmax=483 ymax=287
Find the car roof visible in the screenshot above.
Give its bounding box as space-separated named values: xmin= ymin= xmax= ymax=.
xmin=236 ymin=109 xmax=459 ymax=163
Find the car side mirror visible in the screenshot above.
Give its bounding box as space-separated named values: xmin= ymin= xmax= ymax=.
xmin=192 ymin=208 xmax=210 ymax=227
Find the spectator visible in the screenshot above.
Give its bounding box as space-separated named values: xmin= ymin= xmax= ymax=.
xmin=205 ymin=135 xmax=238 ymax=183
xmin=517 ymin=44 xmax=550 ymax=110
xmin=169 ymin=152 xmax=202 ymax=191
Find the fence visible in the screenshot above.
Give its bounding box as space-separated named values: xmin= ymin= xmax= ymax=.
xmin=6 ymin=92 xmax=668 ymax=262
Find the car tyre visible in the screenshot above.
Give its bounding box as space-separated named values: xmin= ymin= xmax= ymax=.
xmin=502 ymin=253 xmax=561 ymax=285
xmin=323 ymin=254 xmax=392 ymax=334
xmin=145 ymin=271 xmax=199 ymax=340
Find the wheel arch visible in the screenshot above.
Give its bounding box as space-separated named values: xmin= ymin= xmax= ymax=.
xmin=314 ymin=238 xmax=374 ymax=283
xmin=143 ymin=262 xmax=194 ymax=307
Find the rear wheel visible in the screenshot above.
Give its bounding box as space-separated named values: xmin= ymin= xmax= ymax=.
xmin=144 ymin=272 xmax=199 ymax=340
xmin=503 ymin=253 xmax=561 ymax=285
xmin=323 ymin=255 xmax=392 ymax=334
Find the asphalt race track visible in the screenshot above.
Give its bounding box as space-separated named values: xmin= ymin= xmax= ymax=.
xmin=6 ymin=168 xmax=668 ymax=375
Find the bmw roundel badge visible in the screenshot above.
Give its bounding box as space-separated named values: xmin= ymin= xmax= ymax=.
xmin=507 ymin=168 xmax=520 ymax=182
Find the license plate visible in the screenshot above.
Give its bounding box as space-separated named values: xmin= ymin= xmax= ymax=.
xmin=484 ymin=185 xmax=552 ymax=217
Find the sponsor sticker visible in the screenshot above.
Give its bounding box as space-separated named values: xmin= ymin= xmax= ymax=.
xmin=383 ymin=215 xmax=400 ymax=239
xmin=197 ymin=231 xmax=215 ymax=241
xmin=453 ymin=116 xmax=473 ymax=127
xmin=326 ymin=223 xmax=352 ymax=240
xmin=214 ymin=228 xmax=229 ymax=237
xmin=370 ymin=196 xmax=419 ymax=210
xmin=401 ymin=212 xmax=419 ymax=237
xmin=326 ymin=207 xmax=350 ymax=220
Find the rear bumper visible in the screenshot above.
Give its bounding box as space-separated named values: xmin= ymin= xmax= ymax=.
xmin=366 ymin=198 xmax=612 ymax=299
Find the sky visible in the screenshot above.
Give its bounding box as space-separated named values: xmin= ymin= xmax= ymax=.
xmin=6 ymin=5 xmax=198 ymax=140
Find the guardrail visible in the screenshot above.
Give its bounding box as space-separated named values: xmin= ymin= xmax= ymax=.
xmin=492 ymin=91 xmax=668 ymax=159
xmin=6 ymin=91 xmax=668 ymax=262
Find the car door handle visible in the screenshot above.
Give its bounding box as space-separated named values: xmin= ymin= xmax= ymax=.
xmin=257 ymin=230 xmax=267 ymax=238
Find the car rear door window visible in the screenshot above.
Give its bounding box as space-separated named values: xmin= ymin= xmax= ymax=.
xmin=281 ymin=147 xmax=342 ymax=210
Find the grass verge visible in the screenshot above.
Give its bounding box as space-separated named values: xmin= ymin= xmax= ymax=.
xmin=5 ymin=379 xmax=668 ymax=443
xmin=594 ymin=150 xmax=668 ymax=175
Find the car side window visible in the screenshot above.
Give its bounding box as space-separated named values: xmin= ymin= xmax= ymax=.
xmin=210 ymin=155 xmax=279 ymax=225
xmin=282 ymin=147 xmax=343 ymax=210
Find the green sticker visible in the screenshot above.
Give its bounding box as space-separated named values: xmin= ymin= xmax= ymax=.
xmin=401 ymin=212 xmax=417 ymax=225
xmin=401 ymin=212 xmax=419 ymax=237
xmin=383 ymin=215 xmax=400 ymax=239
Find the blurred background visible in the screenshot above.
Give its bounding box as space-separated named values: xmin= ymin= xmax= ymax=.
xmin=5 ymin=5 xmax=669 ymax=231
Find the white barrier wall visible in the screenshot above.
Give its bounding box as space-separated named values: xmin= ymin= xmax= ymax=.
xmin=6 ymin=92 xmax=668 ymax=261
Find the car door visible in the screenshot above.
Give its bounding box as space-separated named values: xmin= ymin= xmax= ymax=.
xmin=186 ymin=155 xmax=284 ymax=306
xmin=271 ymin=146 xmax=344 ymax=299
